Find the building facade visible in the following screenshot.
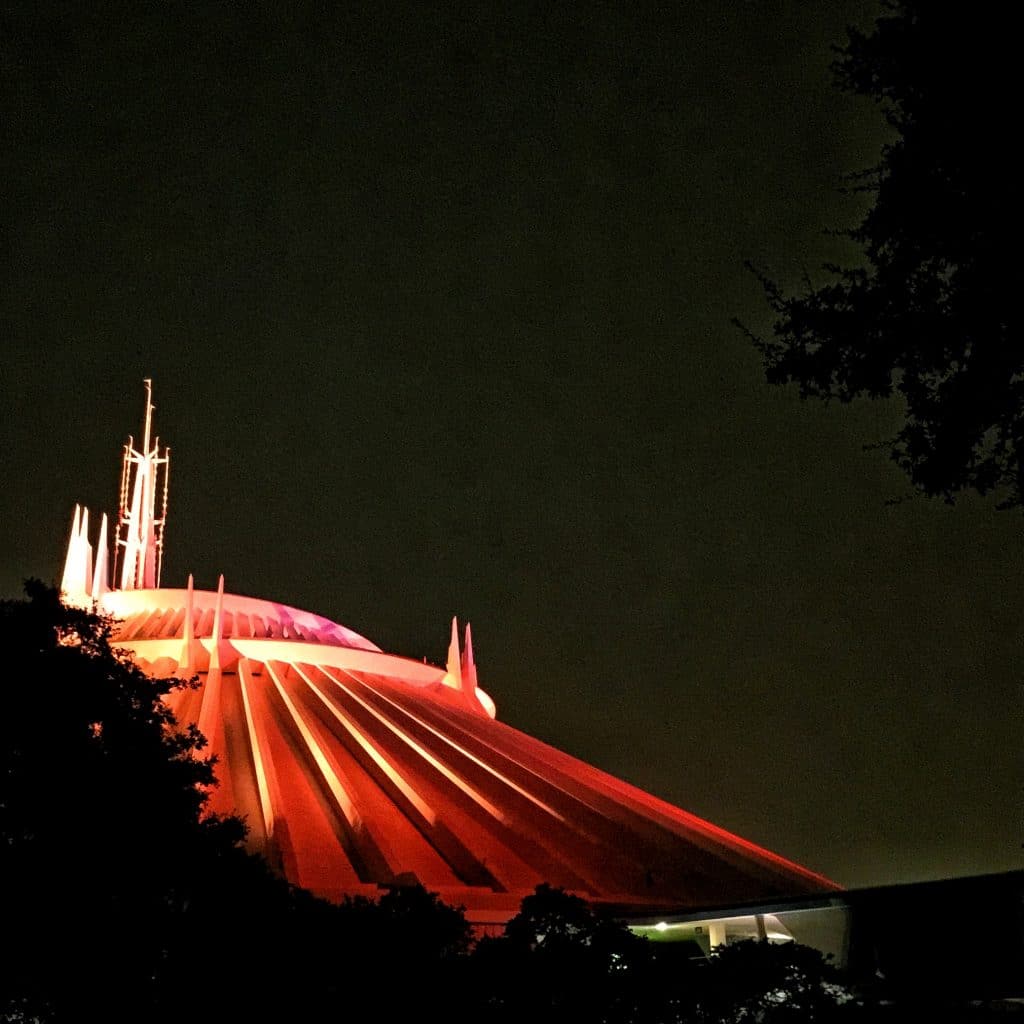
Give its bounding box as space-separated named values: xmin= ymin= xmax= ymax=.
xmin=60 ymin=384 xmax=839 ymax=931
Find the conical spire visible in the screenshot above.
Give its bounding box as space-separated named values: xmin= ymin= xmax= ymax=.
xmin=60 ymin=505 xmax=82 ymax=597
xmin=209 ymin=574 xmax=226 ymax=671
xmin=59 ymin=504 xmax=96 ymax=606
xmin=181 ymin=573 xmax=195 ymax=671
xmin=91 ymin=513 xmax=109 ymax=603
xmin=461 ymin=621 xmax=478 ymax=694
xmin=79 ymin=506 xmax=93 ymax=598
xmin=445 ymin=615 xmax=462 ymax=689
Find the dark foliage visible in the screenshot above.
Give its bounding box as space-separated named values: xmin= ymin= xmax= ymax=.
xmin=334 ymin=882 xmax=474 ymax=962
xmin=0 ymin=583 xmax=483 ymax=1022
xmin=690 ymin=939 xmax=855 ymax=1023
xmin=468 ymin=884 xmax=679 ymax=1024
xmin=462 ymin=884 xmax=647 ymax=1019
xmin=740 ymin=2 xmax=1022 ymax=509
xmin=324 ymin=883 xmax=475 ymax=1017
xmin=0 ymin=583 xmax=317 ymax=1022
xmin=464 ymin=885 xmax=863 ymax=1023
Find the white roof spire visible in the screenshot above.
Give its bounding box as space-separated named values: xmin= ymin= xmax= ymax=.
xmin=461 ymin=621 xmax=478 ymax=694
xmin=444 ymin=615 xmax=462 ymax=690
xmin=59 ymin=504 xmax=94 ymax=606
xmin=60 ymin=504 xmax=82 ymax=597
xmin=91 ymin=513 xmax=109 ymax=603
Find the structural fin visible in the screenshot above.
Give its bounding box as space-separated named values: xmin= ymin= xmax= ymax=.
xmin=443 ymin=615 xmax=462 ymax=690
xmin=60 ymin=505 xmax=82 ymax=598
xmin=91 ymin=513 xmax=109 ymax=603
xmin=79 ymin=507 xmax=93 ymax=598
xmin=461 ymin=621 xmax=479 ymax=695
xmin=180 ymin=573 xmax=195 ymax=672
xmin=209 ymin=574 xmax=225 ymax=671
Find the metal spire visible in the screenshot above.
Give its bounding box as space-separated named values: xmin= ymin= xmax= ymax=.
xmin=114 ymin=380 xmax=171 ymax=590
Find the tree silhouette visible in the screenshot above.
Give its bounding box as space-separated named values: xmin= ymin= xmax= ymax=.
xmin=469 ymin=886 xmax=863 ymax=1023
xmin=740 ymin=2 xmax=1022 ymax=509
xmin=468 ymin=884 xmax=661 ymax=1024
xmin=690 ymin=939 xmax=856 ymax=1023
xmin=0 ymin=582 xmax=254 ymax=1021
xmin=0 ymin=583 xmax=480 ymax=1022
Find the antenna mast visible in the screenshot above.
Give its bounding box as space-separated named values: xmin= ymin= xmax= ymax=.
xmin=114 ymin=379 xmax=171 ymax=590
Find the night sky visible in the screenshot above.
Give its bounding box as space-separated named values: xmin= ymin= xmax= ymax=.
xmin=3 ymin=2 xmax=1019 ymax=891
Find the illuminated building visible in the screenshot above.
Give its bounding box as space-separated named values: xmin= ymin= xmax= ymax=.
xmin=60 ymin=382 xmax=839 ymax=932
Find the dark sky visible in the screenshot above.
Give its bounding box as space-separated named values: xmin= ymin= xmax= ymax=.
xmin=3 ymin=2 xmax=1019 ymax=891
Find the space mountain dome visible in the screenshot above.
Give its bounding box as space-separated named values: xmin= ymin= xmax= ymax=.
xmin=60 ymin=383 xmax=839 ymax=928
